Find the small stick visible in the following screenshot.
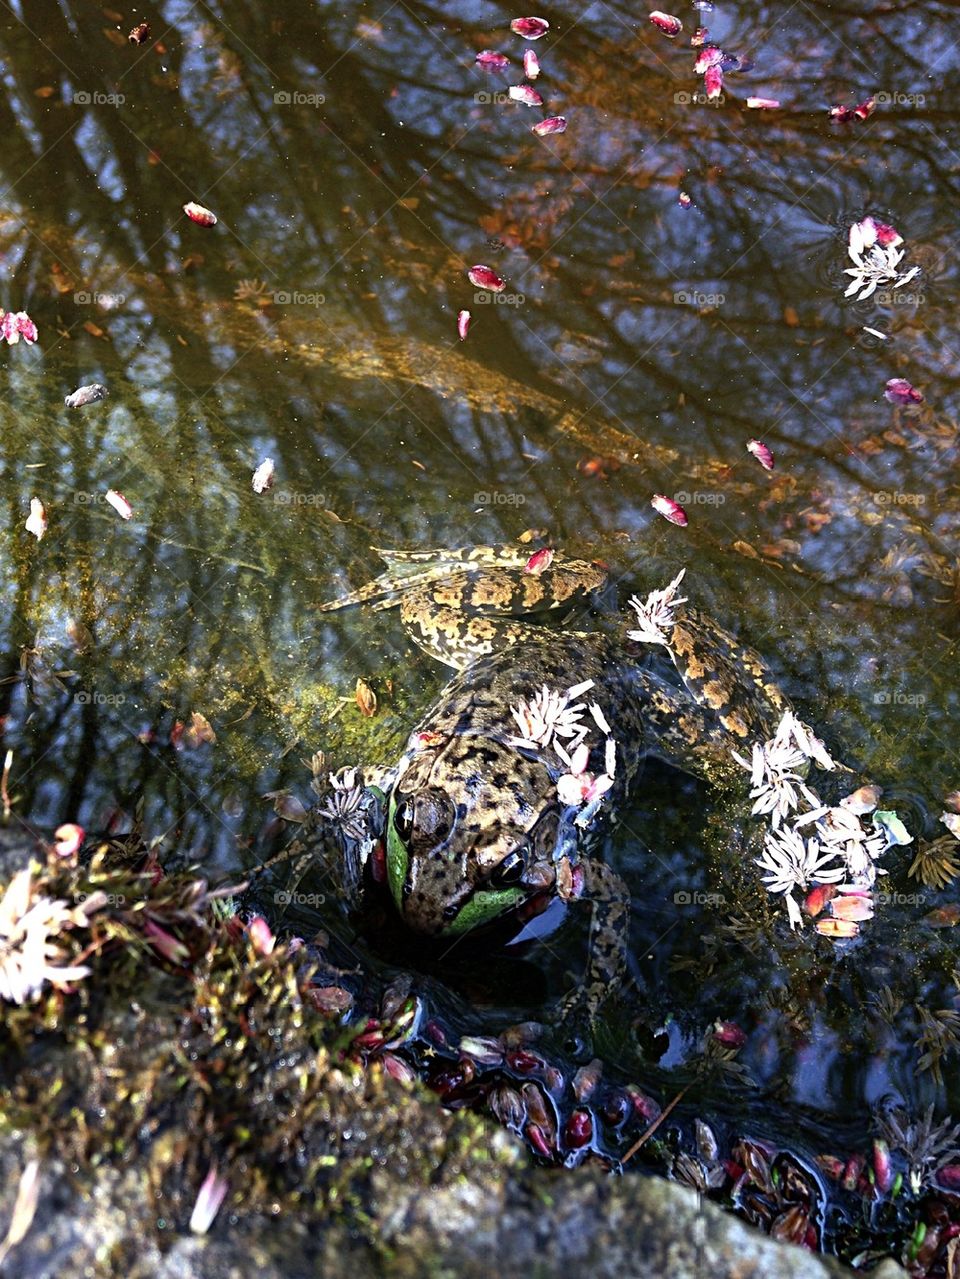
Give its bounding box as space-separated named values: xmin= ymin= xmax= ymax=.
xmin=621 ymin=1082 xmax=692 ymax=1165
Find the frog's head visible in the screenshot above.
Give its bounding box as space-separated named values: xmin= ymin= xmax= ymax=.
xmin=386 ymin=733 xmax=567 ymax=937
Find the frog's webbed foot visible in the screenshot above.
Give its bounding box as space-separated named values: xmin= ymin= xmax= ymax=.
xmin=555 ymin=857 xmax=630 ymax=1051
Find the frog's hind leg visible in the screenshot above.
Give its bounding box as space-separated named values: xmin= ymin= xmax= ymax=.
xmin=318 ymin=544 xmax=568 ymax=614
xmin=399 ymin=558 xmax=608 ymax=670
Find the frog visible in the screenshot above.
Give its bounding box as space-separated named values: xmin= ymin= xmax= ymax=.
xmin=313 ymin=543 xmax=790 ymax=1027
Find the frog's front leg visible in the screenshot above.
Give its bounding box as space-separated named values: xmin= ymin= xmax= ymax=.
xmin=558 ymin=856 xmax=630 ymax=1029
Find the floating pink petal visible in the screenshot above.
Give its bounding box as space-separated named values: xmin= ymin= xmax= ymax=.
xmin=853 ymin=96 xmax=876 ymax=119
xmin=746 ymin=97 xmax=780 ymax=109
xmin=583 ymin=773 xmax=614 ymax=803
xmin=189 ymin=1164 xmax=229 ymax=1235
xmin=704 ymin=64 xmax=723 ymax=99
xmin=873 ymin=220 xmax=902 ymax=247
xmin=569 ymin=742 xmax=591 ymax=776
xmin=678 ymin=191 xmax=692 ymax=208
xmin=523 ymin=49 xmax=540 ymax=78
xmin=476 ymin=49 xmax=510 ymax=69
xmin=1 ymin=311 xmax=37 ymax=345
xmin=693 ymin=45 xmax=723 ymax=73
xmin=829 ymin=104 xmax=855 ymax=122
xmin=252 ymin=457 xmax=275 ymax=492
xmin=815 ymin=917 xmax=860 ymax=938
xmin=649 ymin=11 xmax=683 ymax=36
xmin=509 ymin=84 xmax=543 ymax=106
xmin=25 ymin=497 xmax=47 ymax=540
xmin=830 ymin=891 xmax=875 ymax=923
xmin=651 ymin=493 xmax=688 ymax=526
xmin=54 ymin=823 xmax=84 ymax=859
xmin=746 ymin=438 xmax=774 ymax=470
xmin=713 ymin=1020 xmax=747 ymax=1048
xmin=248 ymin=915 xmax=276 ymax=955
xmin=468 ymin=265 xmax=505 ymax=292
xmin=532 ymin=115 xmax=567 ymax=136
xmin=524 ymin=546 xmax=554 ymax=575
xmin=557 ymin=772 xmax=591 ymax=805
xmin=510 ymin=17 xmax=549 ymax=39
xmin=183 ymin=201 xmax=217 ymax=227
xmin=105 ymin=489 xmax=133 ymax=520
xmin=872 ymin=1139 xmax=893 ymax=1193
xmin=691 ymin=26 xmax=708 ymax=46
xmin=457 ymin=309 xmax=471 ymax=341
xmin=884 ymin=378 xmax=923 ymax=405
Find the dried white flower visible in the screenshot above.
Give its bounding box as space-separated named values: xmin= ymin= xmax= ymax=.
xmin=755 ymin=827 xmax=846 ymax=898
xmin=318 ymin=767 xmax=371 ymax=842
xmin=844 ymin=231 xmax=919 ymax=302
xmin=627 ymin=570 xmax=688 ymax=645
xmin=0 ymin=869 xmax=96 ymax=1005
xmin=507 ymin=684 xmax=590 ymax=750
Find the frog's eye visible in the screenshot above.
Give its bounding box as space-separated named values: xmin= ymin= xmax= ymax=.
xmin=489 ymin=848 xmax=526 ymax=887
xmin=394 ymin=799 xmax=415 ymax=841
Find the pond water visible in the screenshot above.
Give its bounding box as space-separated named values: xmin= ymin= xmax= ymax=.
xmin=2 ymin=0 xmax=959 ymax=1264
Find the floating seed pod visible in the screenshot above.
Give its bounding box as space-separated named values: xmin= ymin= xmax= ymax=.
xmin=476 ymin=49 xmax=510 ymax=69
xmin=128 ymin=21 xmax=151 ymax=44
xmin=105 ymin=489 xmax=133 ymax=520
xmin=649 ymin=11 xmax=683 ymax=36
xmin=252 ymin=457 xmax=275 ymax=492
xmin=509 ymin=84 xmax=544 ymax=106
xmin=564 ymin=1109 xmax=593 ymax=1149
xmin=64 ymin=382 xmax=108 ymax=408
xmin=468 ymin=264 xmax=505 ymax=291
xmin=25 ymin=497 xmax=46 ymax=540
xmin=524 ymin=546 xmax=554 ymax=574
xmin=746 ymin=438 xmax=774 ymax=469
xmin=510 ymin=17 xmax=550 ymax=39
xmin=532 ymin=115 xmax=567 ymax=136
xmin=183 ymin=201 xmax=218 ymax=227
xmin=651 ymin=493 xmax=688 ymax=526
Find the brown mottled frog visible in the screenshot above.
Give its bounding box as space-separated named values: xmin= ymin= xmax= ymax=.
xmin=317 ymin=544 xmax=789 ymax=1022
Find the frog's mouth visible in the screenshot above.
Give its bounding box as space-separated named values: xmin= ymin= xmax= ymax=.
xmin=385 ymin=789 xmax=532 ymax=937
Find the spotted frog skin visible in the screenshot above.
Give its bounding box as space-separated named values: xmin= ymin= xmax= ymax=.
xmin=318 ymin=545 xmax=789 ymax=1021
